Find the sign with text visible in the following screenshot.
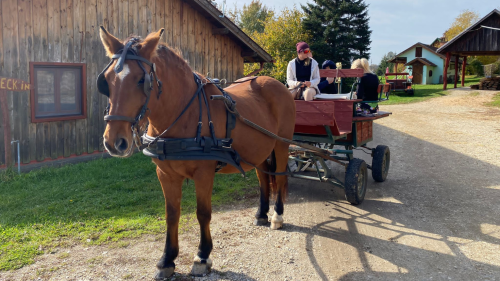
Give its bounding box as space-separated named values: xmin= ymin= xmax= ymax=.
xmin=0 ymin=76 xmax=31 ymax=91
xmin=0 ymin=76 xmax=31 ymax=167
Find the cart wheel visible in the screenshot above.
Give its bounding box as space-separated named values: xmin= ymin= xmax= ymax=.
xmin=344 ymin=159 xmax=367 ymax=205
xmin=372 ymin=145 xmax=390 ymax=182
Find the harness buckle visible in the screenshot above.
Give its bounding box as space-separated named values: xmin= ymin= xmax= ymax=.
xmin=149 ymin=73 xmax=154 ymax=90
xmin=132 ymin=126 xmax=143 ymax=150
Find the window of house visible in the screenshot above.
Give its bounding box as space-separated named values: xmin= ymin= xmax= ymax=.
xmin=415 ymin=47 xmax=422 ymax=57
xmin=429 ymin=70 xmax=433 ymax=77
xmin=30 ymin=62 xmax=86 ymax=122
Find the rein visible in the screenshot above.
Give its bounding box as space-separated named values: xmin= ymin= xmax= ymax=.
xmin=97 ymin=43 xmax=330 ymax=176
xmin=97 ymin=39 xmax=163 ymax=147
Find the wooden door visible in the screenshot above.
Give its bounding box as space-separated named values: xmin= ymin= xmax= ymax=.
xmin=413 ymin=63 xmax=423 ymax=84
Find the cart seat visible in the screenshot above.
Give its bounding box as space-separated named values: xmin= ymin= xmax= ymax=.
xmin=315 ymin=93 xmax=352 ymax=100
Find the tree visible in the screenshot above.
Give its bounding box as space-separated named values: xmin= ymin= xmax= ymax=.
xmin=244 ymin=7 xmax=310 ymax=83
xmin=376 ymin=52 xmax=395 ymax=76
xmin=444 ymin=10 xmax=480 ymax=41
xmin=466 ymin=58 xmax=484 ymax=76
xmin=302 ymin=0 xmax=372 ymax=68
xmin=238 ymin=0 xmax=271 ymax=34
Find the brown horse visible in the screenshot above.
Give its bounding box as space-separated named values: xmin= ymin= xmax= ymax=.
xmin=99 ymin=27 xmax=295 ymax=278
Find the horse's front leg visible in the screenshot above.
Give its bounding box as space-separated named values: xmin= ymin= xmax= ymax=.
xmin=155 ymin=166 xmax=184 ymax=280
xmin=191 ymin=168 xmax=216 ymax=276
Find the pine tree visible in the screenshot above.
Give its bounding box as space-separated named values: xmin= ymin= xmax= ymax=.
xmin=376 ymin=51 xmax=395 ymax=76
xmin=302 ymin=0 xmax=372 ymax=69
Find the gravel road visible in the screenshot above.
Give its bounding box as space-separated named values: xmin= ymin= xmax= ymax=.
xmin=2 ymin=89 xmax=500 ymax=281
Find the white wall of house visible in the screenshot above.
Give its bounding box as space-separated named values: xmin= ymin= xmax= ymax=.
xmin=398 ymin=45 xmax=456 ymax=84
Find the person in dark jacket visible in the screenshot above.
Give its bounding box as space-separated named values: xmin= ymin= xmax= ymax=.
xmin=351 ymin=58 xmax=379 ymax=114
xmin=317 ymin=60 xmax=337 ymax=94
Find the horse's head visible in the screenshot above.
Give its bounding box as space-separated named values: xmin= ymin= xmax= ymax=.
xmin=98 ymin=26 xmax=164 ymax=157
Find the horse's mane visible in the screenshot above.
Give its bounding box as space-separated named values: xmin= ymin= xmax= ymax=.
xmin=123 ymin=36 xmax=192 ymax=73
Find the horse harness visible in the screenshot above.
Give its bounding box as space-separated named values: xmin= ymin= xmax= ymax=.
xmin=97 ymin=40 xmax=249 ymax=174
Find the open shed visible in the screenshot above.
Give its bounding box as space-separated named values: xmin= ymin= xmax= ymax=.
xmin=437 ymin=9 xmax=500 ymax=89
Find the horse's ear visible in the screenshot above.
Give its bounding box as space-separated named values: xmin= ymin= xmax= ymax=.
xmin=99 ymin=26 xmax=123 ymax=58
xmin=138 ymin=28 xmax=165 ymax=58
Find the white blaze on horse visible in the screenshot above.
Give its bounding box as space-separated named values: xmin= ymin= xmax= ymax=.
xmin=98 ymin=27 xmax=294 ymax=278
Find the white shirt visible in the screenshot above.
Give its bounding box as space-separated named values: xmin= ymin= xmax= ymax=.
xmin=286 ymin=58 xmax=321 ymax=93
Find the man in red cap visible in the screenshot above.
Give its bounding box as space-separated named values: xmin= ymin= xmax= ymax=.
xmin=286 ymin=41 xmax=320 ymax=101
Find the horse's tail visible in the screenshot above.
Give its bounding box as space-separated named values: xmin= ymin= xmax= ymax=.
xmin=268 ymin=150 xmax=288 ymax=200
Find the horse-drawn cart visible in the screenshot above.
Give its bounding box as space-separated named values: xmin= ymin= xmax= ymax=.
xmin=288 ymin=69 xmax=392 ymax=205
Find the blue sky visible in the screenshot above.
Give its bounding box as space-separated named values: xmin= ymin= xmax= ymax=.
xmin=220 ymin=0 xmax=499 ymax=65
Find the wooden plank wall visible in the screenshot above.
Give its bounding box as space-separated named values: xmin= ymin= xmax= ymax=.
xmin=0 ymin=0 xmax=245 ymax=167
xmin=443 ymin=14 xmax=500 ymax=53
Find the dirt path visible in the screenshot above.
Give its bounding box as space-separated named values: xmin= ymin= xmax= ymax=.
xmin=2 ymin=89 xmax=500 ymax=281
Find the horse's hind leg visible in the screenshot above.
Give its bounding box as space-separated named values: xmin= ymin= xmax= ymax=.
xmin=191 ymin=170 xmax=216 ymax=276
xmin=271 ymin=143 xmax=289 ymax=230
xmin=155 ymin=167 xmax=184 ymax=280
xmin=254 ymin=162 xmax=271 ymax=226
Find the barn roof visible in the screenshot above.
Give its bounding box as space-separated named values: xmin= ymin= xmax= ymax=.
xmin=186 ymin=0 xmax=272 ymax=63
xmin=437 ymin=9 xmax=500 ymax=56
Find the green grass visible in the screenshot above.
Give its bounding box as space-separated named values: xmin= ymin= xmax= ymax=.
xmin=0 ymin=154 xmax=259 ymax=271
xmin=379 ymin=76 xmax=481 ymax=105
xmin=486 ymin=92 xmax=500 ymax=108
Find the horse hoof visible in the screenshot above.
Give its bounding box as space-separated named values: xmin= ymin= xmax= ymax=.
xmin=191 ymin=256 xmax=212 ymax=276
xmin=254 ymin=217 xmax=269 ymax=226
xmin=270 ymin=213 xmax=283 ymax=230
xmin=154 ymin=267 xmax=175 ymax=280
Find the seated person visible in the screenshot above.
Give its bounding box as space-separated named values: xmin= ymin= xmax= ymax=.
xmin=351 ymin=58 xmax=379 ymax=113
xmin=318 ymin=60 xmax=337 ymax=94
xmin=286 ymin=42 xmax=320 ymax=101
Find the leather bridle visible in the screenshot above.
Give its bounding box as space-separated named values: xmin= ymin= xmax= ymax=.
xmin=97 ymin=38 xmax=163 ymax=147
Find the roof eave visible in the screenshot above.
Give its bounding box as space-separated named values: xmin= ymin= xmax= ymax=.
xmin=437 ymin=9 xmax=500 ymax=54
xmin=405 ymin=58 xmax=437 ymax=67
xmin=185 ymin=0 xmax=273 ymax=63
xmin=392 ymin=42 xmax=445 ymax=61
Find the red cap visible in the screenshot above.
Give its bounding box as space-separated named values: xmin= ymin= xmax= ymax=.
xmin=296 ymin=42 xmax=309 ymax=53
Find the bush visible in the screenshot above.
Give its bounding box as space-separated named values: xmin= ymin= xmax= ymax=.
xmin=494 ymin=61 xmax=500 ymax=75
xmin=466 ymin=58 xmax=484 ymax=76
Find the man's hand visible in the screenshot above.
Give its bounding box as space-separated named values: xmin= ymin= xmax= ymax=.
xmin=303 ymin=81 xmax=312 ymax=87
xmin=326 ymin=77 xmax=334 ymax=84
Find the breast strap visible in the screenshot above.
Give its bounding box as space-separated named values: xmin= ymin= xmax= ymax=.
xmin=141 ymin=74 xmax=244 ymax=175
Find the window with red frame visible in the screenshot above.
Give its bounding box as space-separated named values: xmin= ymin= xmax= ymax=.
xmin=30 ymin=63 xmax=86 ymax=122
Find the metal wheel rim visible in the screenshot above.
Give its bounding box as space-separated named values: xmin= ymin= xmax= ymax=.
xmin=357 ymin=168 xmax=365 ymax=197
xmin=382 ymin=151 xmax=390 ymax=177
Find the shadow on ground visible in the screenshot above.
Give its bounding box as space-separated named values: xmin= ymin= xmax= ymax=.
xmin=281 ymin=122 xmax=500 ymax=280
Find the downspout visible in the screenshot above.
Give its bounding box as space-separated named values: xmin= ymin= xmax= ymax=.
xmin=245 ymin=62 xmax=265 ymax=77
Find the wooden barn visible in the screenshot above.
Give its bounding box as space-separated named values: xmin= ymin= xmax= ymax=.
xmin=0 ymin=0 xmax=272 ymax=168
xmin=438 ymin=9 xmax=500 ymax=89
